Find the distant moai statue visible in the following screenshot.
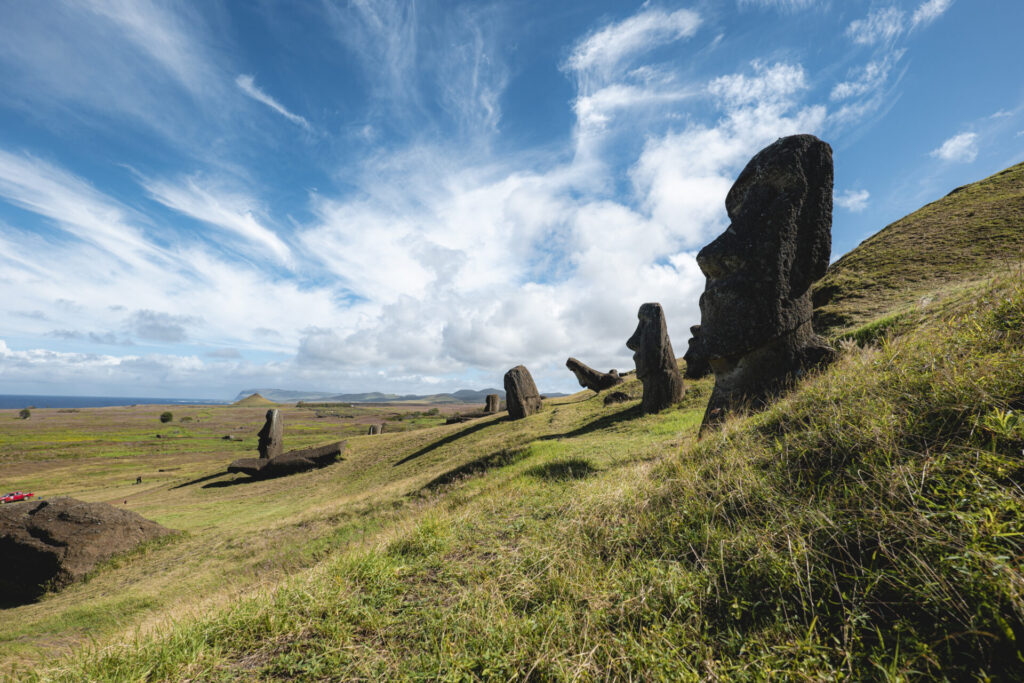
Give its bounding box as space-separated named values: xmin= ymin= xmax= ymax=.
xmin=484 ymin=394 xmax=500 ymax=413
xmin=257 ymin=409 xmax=283 ymax=459
xmin=626 ymin=303 xmax=684 ymax=414
xmin=697 ymin=134 xmax=836 ymax=430
xmin=367 ymin=424 xmax=383 ymax=435
xmin=503 ymin=365 xmax=543 ymax=419
xmin=682 ymin=325 xmax=711 ymax=379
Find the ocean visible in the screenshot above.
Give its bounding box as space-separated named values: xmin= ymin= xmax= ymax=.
xmin=0 ymin=394 xmax=228 ymax=410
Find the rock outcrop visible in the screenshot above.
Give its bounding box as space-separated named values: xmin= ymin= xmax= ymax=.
xmin=504 ymin=365 xmax=543 ymax=419
xmin=603 ymin=391 xmax=631 ymax=406
xmin=484 ymin=394 xmax=500 ymax=413
xmin=683 ymin=325 xmax=711 ymax=379
xmin=697 ymin=134 xmax=836 ymax=430
xmin=565 ymin=357 xmax=623 ymax=393
xmin=0 ymin=498 xmax=173 ymax=605
xmin=626 ymin=303 xmax=684 ymax=414
xmin=228 ymin=442 xmax=345 ymax=479
xmin=257 ymin=409 xmax=283 ymax=459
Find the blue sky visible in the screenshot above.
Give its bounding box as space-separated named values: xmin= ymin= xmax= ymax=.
xmin=0 ymin=0 xmax=1022 ymax=399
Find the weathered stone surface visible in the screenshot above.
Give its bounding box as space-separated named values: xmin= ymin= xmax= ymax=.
xmin=257 ymin=409 xmax=283 ymax=459
xmin=227 ymin=458 xmax=267 ymax=476
xmin=229 ymin=442 xmax=345 ymax=479
xmin=565 ymin=357 xmax=623 ymax=393
xmin=696 ymin=134 xmax=836 ymax=429
xmin=484 ymin=394 xmax=500 ymax=413
xmin=683 ymin=325 xmax=711 ymax=379
xmin=626 ymin=303 xmax=684 ymax=414
xmin=504 ymin=365 xmax=543 ymax=419
xmin=0 ymin=498 xmax=172 ymax=605
xmin=603 ymin=391 xmax=631 ymax=406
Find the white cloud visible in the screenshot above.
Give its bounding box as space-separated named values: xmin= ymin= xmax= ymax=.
xmin=566 ymin=8 xmax=701 ymax=80
xmin=831 ymin=51 xmax=904 ymax=101
xmin=143 ymin=175 xmax=293 ymax=265
xmin=911 ymin=0 xmax=953 ymax=28
xmin=836 ymin=189 xmax=870 ymax=212
xmin=846 ymin=6 xmax=905 ymax=45
xmin=738 ymin=0 xmax=820 ymax=10
xmin=930 ymin=132 xmax=978 ymax=163
xmin=235 ymin=74 xmax=311 ymax=130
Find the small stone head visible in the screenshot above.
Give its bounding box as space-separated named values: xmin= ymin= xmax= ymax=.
xmin=696 ymin=134 xmax=833 ymax=359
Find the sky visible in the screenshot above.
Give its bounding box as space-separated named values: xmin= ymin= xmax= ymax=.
xmin=1 ymin=0 xmax=1022 ymax=400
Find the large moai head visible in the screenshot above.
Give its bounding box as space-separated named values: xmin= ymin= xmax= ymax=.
xmin=256 ymin=409 xmax=283 ymax=459
xmin=625 ymin=303 xmax=684 ymax=414
xmin=696 ymin=135 xmax=835 ymax=430
xmin=697 ymin=134 xmax=833 ymax=360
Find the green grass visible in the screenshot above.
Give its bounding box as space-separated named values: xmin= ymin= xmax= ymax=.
xmin=21 ymin=272 xmax=1023 ymax=681
xmin=6 ymin=163 xmax=1024 ymax=679
xmin=813 ymin=161 xmax=1024 ymax=336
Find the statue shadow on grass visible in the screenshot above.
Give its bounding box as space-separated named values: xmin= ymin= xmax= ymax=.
xmin=393 ymin=416 xmax=507 ymax=467
xmin=537 ymin=404 xmax=641 ymax=441
xmin=170 ymin=471 xmax=231 ymax=489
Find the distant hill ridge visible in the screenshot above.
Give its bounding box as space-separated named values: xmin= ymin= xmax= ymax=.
xmin=231 ymin=392 xmax=276 ymax=407
xmin=232 ymin=388 xmax=518 ymax=404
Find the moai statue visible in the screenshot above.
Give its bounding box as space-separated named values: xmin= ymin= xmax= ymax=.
xmin=625 ymin=303 xmax=684 ymax=414
xmin=565 ymin=357 xmax=623 ymax=393
xmin=503 ymin=365 xmax=542 ymax=419
xmin=257 ymin=409 xmax=283 ymax=459
xmin=697 ymin=134 xmax=836 ymax=430
xmin=682 ymin=325 xmax=711 ymax=379
xmin=484 ymin=394 xmax=500 ymax=413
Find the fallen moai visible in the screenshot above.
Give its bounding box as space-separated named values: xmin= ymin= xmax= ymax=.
xmin=228 ymin=410 xmax=345 ymax=479
xmin=697 ymin=134 xmax=836 ymax=430
xmin=626 ymin=303 xmax=684 ymax=414
xmin=504 ymin=365 xmax=542 ymax=419
xmin=565 ymin=357 xmax=623 ymax=393
xmin=683 ymin=325 xmax=711 ymax=379
xmin=484 ymin=394 xmax=500 ymax=413
xmin=227 ymin=441 xmax=346 ymax=479
xmin=0 ymin=498 xmax=173 ymax=606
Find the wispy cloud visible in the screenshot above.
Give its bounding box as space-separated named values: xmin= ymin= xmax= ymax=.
xmin=836 ymin=189 xmax=870 ymax=212
xmin=235 ymin=74 xmax=311 ymax=130
xmin=912 ymin=0 xmax=953 ymax=28
xmin=930 ymin=131 xmax=978 ymax=162
xmin=831 ymin=51 xmax=904 ymax=101
xmin=143 ymin=175 xmax=293 ymax=265
xmin=846 ymin=6 xmax=905 ymax=45
xmin=567 ymin=8 xmax=701 ymax=82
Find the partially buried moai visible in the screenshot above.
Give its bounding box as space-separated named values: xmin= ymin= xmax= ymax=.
xmin=626 ymin=303 xmax=684 ymax=414
xmin=697 ymin=134 xmax=836 ymax=430
xmin=682 ymin=325 xmax=711 ymax=379
xmin=257 ymin=409 xmax=283 ymax=459
xmin=504 ymin=365 xmax=542 ymax=419
xmin=484 ymin=393 xmax=500 ymax=413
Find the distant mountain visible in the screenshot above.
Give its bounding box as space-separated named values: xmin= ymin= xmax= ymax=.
xmin=232 ymin=392 xmax=277 ymax=407
xmin=231 ymin=387 xmax=532 ymax=404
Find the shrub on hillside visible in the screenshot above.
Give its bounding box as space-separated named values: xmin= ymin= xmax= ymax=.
xmin=18 ymin=408 xmax=30 ymax=419
xmin=159 ymin=411 xmax=173 ymax=423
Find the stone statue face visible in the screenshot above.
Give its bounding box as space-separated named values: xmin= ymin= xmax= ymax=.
xmin=626 ymin=303 xmax=663 ymax=380
xmin=696 ymin=135 xmax=832 ymax=359
xmin=257 ymin=409 xmax=276 ymax=452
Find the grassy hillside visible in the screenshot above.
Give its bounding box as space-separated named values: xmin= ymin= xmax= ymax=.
xmin=5 ymin=163 xmax=1024 ymax=679
xmin=18 ymin=273 xmax=1022 ymax=681
xmin=813 ymin=160 xmax=1024 ymax=336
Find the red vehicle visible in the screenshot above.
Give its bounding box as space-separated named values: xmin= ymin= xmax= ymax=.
xmin=0 ymin=491 xmax=34 ymax=504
